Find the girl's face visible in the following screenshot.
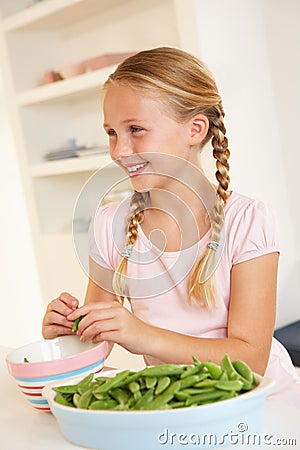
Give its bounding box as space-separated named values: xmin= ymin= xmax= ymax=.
xmin=103 ymin=83 xmax=201 ymax=192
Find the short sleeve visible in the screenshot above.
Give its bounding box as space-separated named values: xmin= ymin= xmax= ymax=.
xmin=232 ymin=200 xmax=280 ymax=265
xmin=88 ymin=204 xmax=116 ymax=270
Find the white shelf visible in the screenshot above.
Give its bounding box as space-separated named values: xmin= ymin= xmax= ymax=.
xmin=2 ymin=0 xmax=124 ymax=32
xmin=17 ymin=65 xmax=117 ymax=106
xmin=29 ymin=153 xmax=114 ymax=177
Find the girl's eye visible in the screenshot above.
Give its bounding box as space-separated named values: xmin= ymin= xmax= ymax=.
xmin=131 ymin=126 xmax=143 ymax=133
xmin=107 ymin=129 xmax=116 ymax=136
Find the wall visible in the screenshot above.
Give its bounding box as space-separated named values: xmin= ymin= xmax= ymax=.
xmin=0 ymin=69 xmax=44 ymax=348
xmin=195 ymin=0 xmax=300 ymax=327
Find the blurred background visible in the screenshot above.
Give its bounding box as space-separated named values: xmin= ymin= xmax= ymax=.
xmin=0 ymin=0 xmax=299 ymax=368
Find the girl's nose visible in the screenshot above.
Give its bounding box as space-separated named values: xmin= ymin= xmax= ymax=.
xmin=110 ymin=136 xmax=133 ymax=161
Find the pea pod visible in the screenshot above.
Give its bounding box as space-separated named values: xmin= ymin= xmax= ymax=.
xmin=72 ymin=316 xmax=83 ymax=332
xmin=180 ymin=363 xmax=204 ymax=379
xmin=132 ymin=388 xmax=154 ymax=410
xmin=215 ymin=380 xmax=244 ymax=391
xmin=109 ymin=388 xmax=130 ymax=406
xmin=145 ymin=376 xmax=157 ymax=389
xmin=53 ymin=385 xmax=78 ymax=394
xmin=93 ymin=370 xmax=131 ymax=393
xmin=221 ymin=354 xmax=236 ymax=379
xmin=233 ymin=360 xmax=254 ymax=384
xmin=155 ymin=376 xmax=171 ymax=395
xmin=55 ymin=393 xmax=73 ymax=407
xmin=203 ymin=361 xmax=223 ymax=379
xmin=185 ymin=390 xmax=224 ymax=406
xmin=180 ymin=374 xmax=202 ymax=389
xmin=78 ymin=388 xmax=94 ymax=409
xmin=192 ymin=355 xmax=202 ymax=366
xmin=89 ymin=399 xmax=118 ymax=410
xmin=141 ymin=380 xmax=181 ymax=410
xmin=141 ymin=364 xmax=184 ymax=377
xmin=128 ymin=381 xmax=140 ymax=394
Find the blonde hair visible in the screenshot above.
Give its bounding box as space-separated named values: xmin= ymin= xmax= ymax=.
xmin=105 ymin=47 xmax=230 ymax=307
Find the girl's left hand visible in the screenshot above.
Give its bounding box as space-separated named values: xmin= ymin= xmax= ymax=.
xmin=67 ymin=301 xmax=149 ymax=354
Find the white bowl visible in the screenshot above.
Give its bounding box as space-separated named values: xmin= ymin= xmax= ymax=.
xmin=43 ymin=369 xmax=275 ymax=449
xmin=6 ymin=336 xmax=108 ymax=411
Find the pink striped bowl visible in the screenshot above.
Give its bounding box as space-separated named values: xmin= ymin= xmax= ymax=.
xmin=6 ymin=336 xmax=108 ymax=412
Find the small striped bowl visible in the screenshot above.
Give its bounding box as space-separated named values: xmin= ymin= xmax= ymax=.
xmin=6 ymin=336 xmax=108 ymax=412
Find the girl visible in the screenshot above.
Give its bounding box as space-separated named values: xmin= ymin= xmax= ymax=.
xmin=42 ymin=47 xmax=299 ymax=405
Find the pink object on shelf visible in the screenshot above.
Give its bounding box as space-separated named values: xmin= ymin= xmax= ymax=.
xmin=59 ymin=61 xmax=85 ymax=79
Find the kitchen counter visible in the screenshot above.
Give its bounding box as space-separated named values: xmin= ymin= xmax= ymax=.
xmin=1 ymin=346 xmax=299 ymax=450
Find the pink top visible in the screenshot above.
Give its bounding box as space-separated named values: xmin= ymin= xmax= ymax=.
xmin=89 ymin=191 xmax=300 ymax=405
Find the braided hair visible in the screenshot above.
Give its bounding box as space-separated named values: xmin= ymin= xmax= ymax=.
xmin=104 ymin=47 xmax=230 ymax=307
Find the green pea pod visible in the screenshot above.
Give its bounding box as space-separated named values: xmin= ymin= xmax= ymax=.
xmin=145 ymin=376 xmax=157 ymax=389
xmin=109 ymin=387 xmax=130 ymax=406
xmin=132 ymin=388 xmax=154 ymax=410
xmin=180 ymin=363 xmax=204 ymax=379
xmin=218 ymin=370 xmax=229 ymax=381
xmin=221 ymin=354 xmax=236 ymax=378
xmin=170 ymin=401 xmax=185 ymax=409
xmin=196 ymin=372 xmax=211 ymax=382
xmin=194 ymin=379 xmax=219 ymax=388
xmin=52 ymin=385 xmax=78 ymax=394
xmin=78 ymin=388 xmax=94 ymax=409
xmin=229 ymin=372 xmax=254 ymax=390
xmin=185 ymin=389 xmax=224 ymax=406
xmin=93 ymin=370 xmax=131 ymax=393
xmin=175 ymin=391 xmax=189 ymax=401
xmin=219 ymin=390 xmax=238 ymax=401
xmin=89 ymin=399 xmax=118 ymax=410
xmin=233 ymin=360 xmax=254 ymax=384
xmin=203 ymin=361 xmax=223 ymax=379
xmin=55 ymin=393 xmax=73 ymax=407
xmin=72 ymin=316 xmax=83 ymax=332
xmin=73 ymin=393 xmax=81 ymax=407
xmin=77 ymin=373 xmax=94 ymax=394
xmin=155 ymin=376 xmax=171 ymax=395
xmin=93 ymin=391 xmax=110 ymax=400
xmin=215 ymin=380 xmax=244 ymax=391
xmin=180 ymin=374 xmax=202 ymax=389
xmin=141 ymin=380 xmax=181 ymax=410
xmin=78 ymin=373 xmax=94 ymax=387
xmin=141 ymin=364 xmax=184 ymax=377
xmin=192 ymin=355 xmax=202 ymax=366
xmin=180 ymin=387 xmax=216 ymax=396
xmin=133 ymin=390 xmax=142 ymax=401
xmin=128 ymin=381 xmax=140 ymax=394
xmin=119 ymin=371 xmax=141 ymax=386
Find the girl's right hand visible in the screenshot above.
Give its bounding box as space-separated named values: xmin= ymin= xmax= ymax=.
xmin=42 ymin=292 xmax=79 ymax=339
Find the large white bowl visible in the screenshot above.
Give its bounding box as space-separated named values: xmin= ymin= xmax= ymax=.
xmin=43 ymin=369 xmax=275 ymax=450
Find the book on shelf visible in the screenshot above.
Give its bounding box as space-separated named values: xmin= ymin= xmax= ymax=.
xmin=44 ymin=145 xmax=109 ymax=161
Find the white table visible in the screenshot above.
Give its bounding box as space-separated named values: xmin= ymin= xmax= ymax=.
xmin=1 ymin=346 xmax=299 ymax=450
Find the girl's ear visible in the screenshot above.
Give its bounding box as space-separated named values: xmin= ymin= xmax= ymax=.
xmin=189 ymin=114 xmax=209 ymax=146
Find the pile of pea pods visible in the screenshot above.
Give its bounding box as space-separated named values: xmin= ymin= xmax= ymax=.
xmin=53 ymin=354 xmax=256 ymax=411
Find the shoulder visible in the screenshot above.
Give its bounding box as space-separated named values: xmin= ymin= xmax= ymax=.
xmin=225 ymin=191 xmax=277 ymax=225
xmin=224 ymin=191 xmax=280 ymax=264
xmin=94 ymin=199 xmax=130 ymax=228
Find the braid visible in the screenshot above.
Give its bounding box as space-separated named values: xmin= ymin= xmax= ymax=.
xmin=112 ymin=191 xmax=148 ymax=302
xmin=188 ymin=104 xmax=230 ymax=307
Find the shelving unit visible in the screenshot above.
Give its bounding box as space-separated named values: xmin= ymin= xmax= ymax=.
xmin=0 ymin=0 xmax=200 ymax=306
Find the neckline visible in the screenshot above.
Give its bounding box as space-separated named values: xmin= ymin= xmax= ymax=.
xmin=137 ymin=191 xmax=236 ymax=257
